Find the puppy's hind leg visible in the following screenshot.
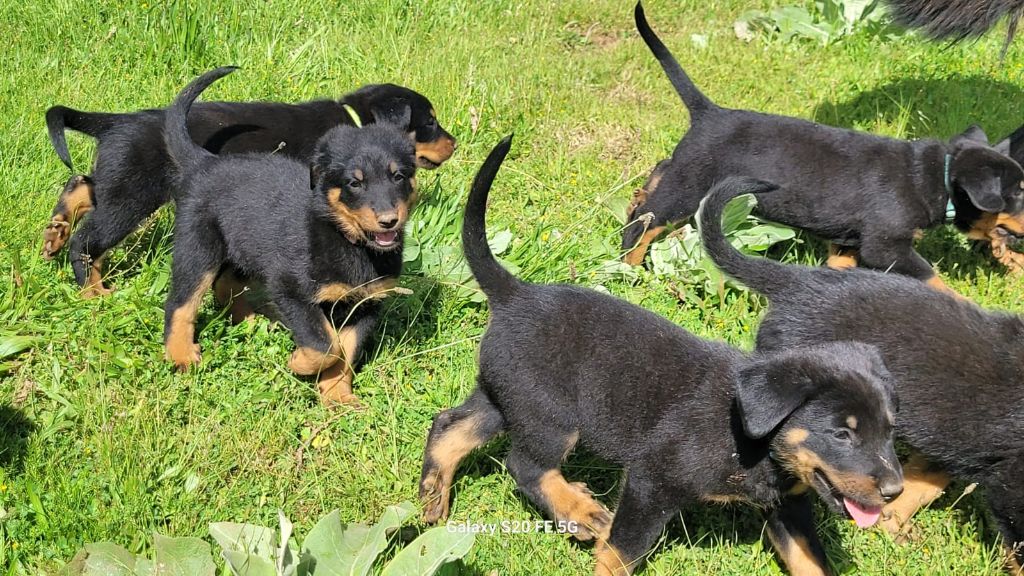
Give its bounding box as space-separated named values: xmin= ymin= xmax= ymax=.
xmin=419 ymin=388 xmax=506 ymax=523
xmin=858 ymin=237 xmax=963 ymax=298
xmin=506 ymin=433 xmax=613 ymax=543
xmin=213 ymin=267 xmax=256 ymax=324
xmin=826 ymin=243 xmax=858 ymax=270
xmin=164 ymin=223 xmax=224 ymax=370
xmin=314 ymin=309 xmax=379 ymax=407
xmin=595 ymin=469 xmax=679 ymax=576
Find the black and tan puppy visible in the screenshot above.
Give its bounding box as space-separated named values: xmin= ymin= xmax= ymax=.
xmin=701 ymin=176 xmax=1024 ymax=573
xmin=622 ymin=3 xmax=1024 ymax=294
xmin=162 ymin=67 xmax=416 ymax=406
xmin=43 ymin=77 xmax=453 ymax=298
xmin=419 ymin=136 xmax=903 ymax=576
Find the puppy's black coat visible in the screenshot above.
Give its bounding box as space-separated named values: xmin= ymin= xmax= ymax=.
xmin=622 ymin=3 xmax=1024 ymax=293
xmin=43 ymin=78 xmax=454 ymax=296
xmin=880 ymin=0 xmax=1024 ymax=47
xmin=418 ymin=136 xmax=903 ymax=576
xmin=162 ymin=67 xmax=417 ymax=406
xmin=701 ymin=176 xmax=1024 ymax=572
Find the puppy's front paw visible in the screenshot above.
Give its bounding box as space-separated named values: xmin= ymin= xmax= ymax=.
xmin=166 ymin=343 xmax=202 ymax=371
xmin=42 ymin=218 xmax=71 ymax=259
xmin=567 ymin=482 xmax=613 ymax=542
xmin=419 ymin=472 xmax=451 ymax=524
xmin=80 ymin=282 xmax=115 ymax=299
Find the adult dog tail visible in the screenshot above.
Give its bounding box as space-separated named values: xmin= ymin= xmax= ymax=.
xmin=463 ymin=135 xmax=521 ymax=303
xmin=634 ymin=2 xmax=715 ymax=115
xmin=699 ymin=177 xmax=796 ymax=297
xmin=45 ymin=106 xmax=123 ymax=171
xmin=164 ymin=66 xmax=237 ymax=174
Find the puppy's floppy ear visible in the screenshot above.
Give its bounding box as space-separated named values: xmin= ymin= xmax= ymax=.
xmin=309 ymin=163 xmax=322 ymax=190
xmin=995 ymin=136 xmax=1012 ymax=157
xmin=952 ymin=147 xmax=1017 ymax=213
xmin=734 ymin=356 xmax=815 ymax=439
xmin=370 ymin=99 xmax=413 ymax=129
xmin=951 ymin=124 xmax=990 ymax=146
xmin=996 ymin=124 xmax=1024 ymax=165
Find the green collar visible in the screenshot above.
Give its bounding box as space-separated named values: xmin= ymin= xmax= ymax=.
xmin=342 ymin=104 xmax=363 ymax=128
xmin=944 ymin=154 xmax=955 ymax=222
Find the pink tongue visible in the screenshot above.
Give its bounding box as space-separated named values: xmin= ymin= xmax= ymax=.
xmin=843 ymin=497 xmax=882 ymax=528
xmin=373 ymin=230 xmax=398 ymax=245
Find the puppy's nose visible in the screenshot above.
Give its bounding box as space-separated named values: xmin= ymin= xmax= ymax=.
xmin=378 ymin=215 xmax=399 ymax=230
xmin=878 ymin=477 xmax=904 ymax=502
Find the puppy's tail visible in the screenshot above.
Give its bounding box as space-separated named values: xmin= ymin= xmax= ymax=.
xmin=699 ymin=177 xmax=795 ymax=298
xmin=463 ymin=135 xmax=522 ymax=303
xmin=164 ymin=66 xmax=238 ymax=174
xmin=45 ymin=106 xmax=123 ymax=172
xmin=634 ymin=2 xmax=715 ymax=115
xmin=882 ymin=0 xmax=1024 ymax=51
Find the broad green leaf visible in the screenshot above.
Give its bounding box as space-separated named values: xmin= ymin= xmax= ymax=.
xmin=402 ymin=237 xmax=421 ymax=263
xmin=718 ymin=194 xmax=756 ymax=233
xmin=62 ymin=542 xmax=137 ymax=576
xmin=487 ymin=229 xmax=513 ymax=255
xmin=301 ymin=504 xmax=415 ymax=576
xmin=843 ymin=0 xmax=877 ymax=26
xmin=0 ymin=335 xmax=36 ymax=361
xmin=602 ymin=196 xmax=632 ymax=225
xmin=299 ymin=510 xmax=364 ymax=576
xmin=151 ymin=533 xmax=216 ymax=576
xmin=380 ymin=528 xmax=474 ymax=576
xmin=220 ymin=550 xmax=277 ymax=576
xmin=209 ymin=522 xmax=276 ymax=559
xmin=278 ymin=511 xmax=298 ymax=576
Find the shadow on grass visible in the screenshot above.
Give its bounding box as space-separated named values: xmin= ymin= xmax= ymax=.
xmin=0 ymin=405 xmax=35 ymax=475
xmin=812 ymin=75 xmax=1024 ymax=140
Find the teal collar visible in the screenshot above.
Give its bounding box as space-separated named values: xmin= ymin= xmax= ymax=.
xmin=342 ymin=104 xmax=363 ymax=128
xmin=943 ymin=154 xmax=953 ymax=194
xmin=944 ymin=154 xmax=955 ymax=222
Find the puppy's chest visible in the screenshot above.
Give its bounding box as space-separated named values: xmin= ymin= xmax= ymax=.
xmin=308 ymin=249 xmax=402 ymax=305
xmin=699 ymin=448 xmax=780 ymax=506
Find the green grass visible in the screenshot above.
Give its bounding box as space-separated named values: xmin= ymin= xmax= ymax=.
xmin=2 ymin=0 xmax=1024 ymax=574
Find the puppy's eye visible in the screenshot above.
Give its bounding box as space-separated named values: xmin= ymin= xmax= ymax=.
xmin=832 ymin=429 xmax=853 ymax=442
xmin=392 ymin=172 xmax=405 ymax=182
xmin=349 ymin=180 xmax=363 ymax=189
xmin=426 ymin=117 xmax=437 ymax=128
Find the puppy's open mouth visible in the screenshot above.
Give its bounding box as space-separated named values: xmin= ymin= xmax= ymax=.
xmin=369 ymin=230 xmax=400 ymax=250
xmin=813 ymin=471 xmax=882 ymax=528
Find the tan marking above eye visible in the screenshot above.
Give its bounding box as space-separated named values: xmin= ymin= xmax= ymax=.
xmin=429 ymin=108 xmax=436 ymax=118
xmin=846 ymin=415 xmax=858 ymax=430
xmin=353 ymin=169 xmax=364 ymax=181
xmin=784 ymin=428 xmax=809 ymax=445
xmin=388 ymin=161 xmax=397 ymax=173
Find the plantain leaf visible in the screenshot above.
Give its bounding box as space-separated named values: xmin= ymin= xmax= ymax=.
xmin=380 ymin=528 xmax=474 ymax=576
xmin=301 ymin=503 xmax=415 ymax=576
xmin=62 ymin=542 xmax=138 ymax=575
xmin=150 ymin=533 xmax=216 ymax=576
